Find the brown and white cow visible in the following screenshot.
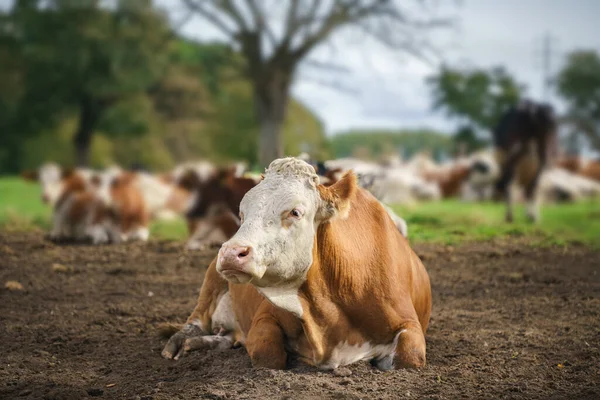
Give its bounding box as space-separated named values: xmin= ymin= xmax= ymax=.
xmin=162 ymin=157 xmax=431 ymax=370
xmin=172 ymin=166 xmax=258 ymax=250
xmin=23 ymin=164 xmax=149 ymax=244
xmin=557 ymin=156 xmax=600 ymax=182
xmin=21 ymin=163 xmax=95 ymax=206
xmin=22 ymin=164 xmax=112 ymax=243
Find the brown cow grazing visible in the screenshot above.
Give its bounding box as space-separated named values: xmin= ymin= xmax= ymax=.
xmin=162 ymin=157 xmax=431 ymax=370
xmin=174 ymin=166 xmax=258 ymax=249
xmin=493 ymin=100 xmax=558 ymax=222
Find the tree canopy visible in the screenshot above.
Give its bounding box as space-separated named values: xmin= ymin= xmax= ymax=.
xmin=427 ymin=66 xmax=525 ymax=133
xmin=556 ymin=50 xmax=600 ymax=151
xmin=0 ymin=2 xmax=330 ymax=174
xmin=1 ymin=0 xmax=172 ymax=167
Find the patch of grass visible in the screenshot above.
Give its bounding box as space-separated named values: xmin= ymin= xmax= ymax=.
xmin=1 ymin=177 xmax=599 ymax=247
xmin=393 ymin=199 xmax=600 ymax=248
xmin=0 ymin=178 xmax=51 ymax=231
xmin=151 ymin=219 xmax=188 ymax=241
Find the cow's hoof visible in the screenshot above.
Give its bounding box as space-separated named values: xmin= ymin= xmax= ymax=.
xmin=161 ymin=323 xmax=203 ymax=360
xmin=183 ymin=334 xmax=232 ymax=353
xmin=371 ymin=355 xmax=394 ymax=371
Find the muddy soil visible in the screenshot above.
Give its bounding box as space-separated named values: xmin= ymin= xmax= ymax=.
xmin=0 ymin=231 xmax=599 ymax=400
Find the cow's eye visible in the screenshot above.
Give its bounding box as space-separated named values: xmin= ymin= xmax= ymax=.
xmin=239 ymin=212 xmax=244 ymax=223
xmin=290 ymin=209 xmax=302 ymax=219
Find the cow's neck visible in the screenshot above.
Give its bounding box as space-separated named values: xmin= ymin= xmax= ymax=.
xmin=256 ymin=285 xmax=303 ymax=318
xmin=294 ymin=214 xmax=368 ymax=364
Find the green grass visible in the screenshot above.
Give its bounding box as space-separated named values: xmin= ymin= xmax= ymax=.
xmin=0 ymin=178 xmax=52 ymax=231
xmin=392 ymin=200 xmax=600 ymax=247
xmin=1 ymin=178 xmax=598 ymax=248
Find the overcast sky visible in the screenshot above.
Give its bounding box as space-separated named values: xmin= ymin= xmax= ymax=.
xmin=172 ymin=1 xmax=600 ymax=135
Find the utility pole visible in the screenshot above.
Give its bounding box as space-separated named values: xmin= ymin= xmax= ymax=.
xmin=536 ymin=32 xmax=557 ymax=103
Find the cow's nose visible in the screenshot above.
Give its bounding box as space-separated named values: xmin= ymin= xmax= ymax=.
xmin=219 ymin=244 xmax=253 ymax=271
xmin=228 ymin=245 xmax=252 ymax=261
xmin=236 ymin=246 xmax=251 ymax=258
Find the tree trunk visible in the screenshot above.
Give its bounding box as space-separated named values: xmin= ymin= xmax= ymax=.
xmin=73 ymin=98 xmax=100 ymax=167
xmin=254 ymin=71 xmax=291 ymax=168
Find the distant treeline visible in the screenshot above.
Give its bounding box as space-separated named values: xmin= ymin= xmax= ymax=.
xmin=329 ymin=130 xmax=461 ymax=161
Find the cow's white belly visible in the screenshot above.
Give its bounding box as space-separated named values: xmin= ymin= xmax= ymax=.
xmin=320 ymin=331 xmax=403 ymax=370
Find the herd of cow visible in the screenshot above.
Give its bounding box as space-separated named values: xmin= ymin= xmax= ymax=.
xmin=20 ymin=146 xmax=600 ymax=251
xmin=17 ymin=100 xmax=600 ymax=372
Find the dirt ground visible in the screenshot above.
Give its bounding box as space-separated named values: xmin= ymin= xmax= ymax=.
xmin=0 ymin=231 xmax=599 ymax=400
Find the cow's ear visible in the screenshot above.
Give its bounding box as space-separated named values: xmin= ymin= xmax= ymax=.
xmin=21 ymin=170 xmax=38 ymax=181
xmin=317 ymin=171 xmax=357 ymax=221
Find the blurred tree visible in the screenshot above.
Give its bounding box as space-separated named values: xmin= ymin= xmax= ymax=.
xmin=6 ymin=0 xmax=171 ymax=166
xmin=182 ymin=0 xmax=451 ymax=167
xmin=452 ymin=125 xmax=487 ymax=156
xmin=556 ymin=50 xmax=600 ymax=151
xmin=427 ymin=66 xmax=524 ymax=136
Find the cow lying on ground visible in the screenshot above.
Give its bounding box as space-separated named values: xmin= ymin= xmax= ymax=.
xmin=557 ymin=156 xmax=600 ymax=182
xmin=171 ymin=166 xmax=258 ymax=250
xmin=23 ymin=164 xmax=151 ymax=244
xmin=162 ymin=157 xmax=431 ymax=370
xmin=22 ymin=164 xmax=111 ymax=243
xmin=462 ymin=151 xmax=600 ymax=204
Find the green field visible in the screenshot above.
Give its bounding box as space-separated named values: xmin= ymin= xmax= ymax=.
xmin=1 ymin=177 xmax=598 ymax=247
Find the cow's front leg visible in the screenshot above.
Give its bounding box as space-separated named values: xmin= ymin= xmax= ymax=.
xmin=394 ymin=320 xmax=427 ymax=369
xmin=162 ymin=257 xmax=229 ymax=360
xmin=183 ymin=331 xmax=234 ymax=354
xmin=246 ymin=313 xmax=287 ymax=369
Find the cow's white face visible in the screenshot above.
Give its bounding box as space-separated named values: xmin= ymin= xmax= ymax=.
xmin=216 ymin=158 xmax=355 ymax=288
xmin=38 ymin=163 xmax=63 ymax=204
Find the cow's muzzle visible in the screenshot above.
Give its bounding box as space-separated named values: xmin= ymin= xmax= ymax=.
xmin=217 ymin=242 xmax=255 ymax=283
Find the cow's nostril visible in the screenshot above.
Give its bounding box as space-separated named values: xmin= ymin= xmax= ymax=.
xmin=238 ymin=248 xmax=249 ymax=258
xmin=235 ymin=246 xmax=251 ymax=259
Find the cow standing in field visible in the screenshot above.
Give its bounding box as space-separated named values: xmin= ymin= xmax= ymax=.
xmin=493 ymin=100 xmax=558 ymax=222
xmin=162 ymin=157 xmax=431 ymax=370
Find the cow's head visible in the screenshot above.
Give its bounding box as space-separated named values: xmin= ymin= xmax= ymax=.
xmin=22 ymin=163 xmax=74 ymax=205
xmin=216 ymin=157 xmax=357 ymax=287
